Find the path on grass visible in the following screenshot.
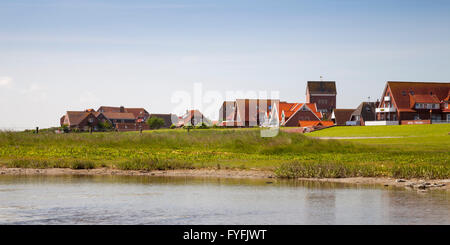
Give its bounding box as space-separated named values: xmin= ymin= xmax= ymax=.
xmin=310 ymin=136 xmax=405 ymax=139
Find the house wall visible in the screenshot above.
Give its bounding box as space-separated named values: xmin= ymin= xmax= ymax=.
xmin=71 ymin=114 xmax=99 ymax=131
xmin=307 ymin=95 xmax=336 ymax=116
xmin=399 ymin=111 xmax=445 ymax=121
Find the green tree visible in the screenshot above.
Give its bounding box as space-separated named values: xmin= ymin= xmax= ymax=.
xmin=147 ymin=117 xmax=165 ymax=129
xmin=98 ymin=121 xmax=113 ymax=131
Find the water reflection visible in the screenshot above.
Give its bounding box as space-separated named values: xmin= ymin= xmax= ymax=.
xmin=0 ymin=175 xmax=448 ymax=225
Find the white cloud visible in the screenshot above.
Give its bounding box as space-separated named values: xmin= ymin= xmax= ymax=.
xmin=0 ymin=77 xmax=12 ymax=87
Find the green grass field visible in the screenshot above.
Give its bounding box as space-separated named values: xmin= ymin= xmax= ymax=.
xmin=0 ymin=124 xmax=449 ymax=179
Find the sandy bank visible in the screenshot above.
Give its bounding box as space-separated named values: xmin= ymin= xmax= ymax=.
xmin=0 ymin=167 xmax=448 ymax=191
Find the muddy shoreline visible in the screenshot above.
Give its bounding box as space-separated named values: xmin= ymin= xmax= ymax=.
xmin=0 ymin=167 xmax=448 ymax=191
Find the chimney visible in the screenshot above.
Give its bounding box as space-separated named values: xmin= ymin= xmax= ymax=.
xmin=120 ymin=106 xmax=125 ymax=113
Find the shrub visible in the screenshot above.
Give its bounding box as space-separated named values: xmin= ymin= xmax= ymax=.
xmin=196 ymin=122 xmax=209 ymax=129
xmin=147 ymin=117 xmax=165 ymax=129
xmin=98 ymin=121 xmax=113 ymax=131
xmin=170 ymin=124 xmax=176 ymax=129
xmin=70 ymin=160 xmax=96 ymax=169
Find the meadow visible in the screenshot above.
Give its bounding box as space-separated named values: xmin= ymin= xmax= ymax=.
xmin=0 ymin=124 xmax=449 ymax=179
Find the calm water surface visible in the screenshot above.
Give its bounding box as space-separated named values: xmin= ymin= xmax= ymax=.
xmin=0 ymin=175 xmax=448 ymax=225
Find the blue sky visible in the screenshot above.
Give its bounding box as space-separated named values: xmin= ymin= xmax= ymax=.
xmin=1 ymin=0 xmax=450 ymax=128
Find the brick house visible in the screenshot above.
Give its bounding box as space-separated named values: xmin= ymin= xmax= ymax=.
xmin=218 ymin=99 xmax=330 ymax=127
xmin=218 ymin=99 xmax=280 ymax=127
xmin=97 ymin=106 xmax=150 ymax=122
xmin=178 ymin=110 xmax=212 ymax=127
xmin=331 ymin=109 xmax=355 ymax=126
xmin=306 ymin=81 xmax=337 ymax=119
xmin=348 ymin=102 xmax=376 ymax=126
xmin=60 ymin=111 xmax=99 ymax=131
xmin=278 ymin=102 xmax=324 ymax=127
xmin=375 ymin=81 xmax=450 ymax=124
xmin=98 ymin=112 xmax=136 ymax=126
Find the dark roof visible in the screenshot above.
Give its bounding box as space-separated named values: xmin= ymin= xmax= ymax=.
xmin=332 ymin=109 xmax=354 ymax=126
xmin=307 ymin=81 xmax=337 ymax=94
xmin=386 ymin=81 xmax=450 ymax=110
xmin=351 ymin=102 xmax=376 ymax=121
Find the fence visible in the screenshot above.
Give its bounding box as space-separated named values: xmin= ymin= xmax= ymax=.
xmin=431 ymin=120 xmax=450 ymax=124
xmin=365 ymin=121 xmax=399 ymax=126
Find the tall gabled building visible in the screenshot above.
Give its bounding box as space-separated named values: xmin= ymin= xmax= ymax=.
xmin=306 ymin=81 xmax=337 ymax=118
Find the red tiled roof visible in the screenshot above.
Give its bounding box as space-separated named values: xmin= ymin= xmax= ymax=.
xmin=410 ymin=94 xmax=440 ymax=104
xmin=97 ymin=106 xmax=149 ymax=118
xmin=298 ymin=120 xmax=334 ymax=127
xmin=386 ymin=81 xmax=450 ymax=110
xmin=278 ymin=102 xmax=302 ymax=119
xmin=65 ymin=111 xmax=91 ymax=126
xmin=279 ymin=102 xmax=322 ymax=123
xmin=443 ymin=91 xmax=450 ymax=102
xmin=126 ymin=108 xmax=149 ymax=118
xmin=101 ymin=112 xmax=136 ymax=120
xmin=305 ymin=103 xmax=322 ymax=119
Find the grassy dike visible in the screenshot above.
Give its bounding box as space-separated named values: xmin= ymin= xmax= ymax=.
xmin=0 ymin=125 xmax=449 ymax=179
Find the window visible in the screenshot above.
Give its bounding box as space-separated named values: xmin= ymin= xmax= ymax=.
xmin=431 ymin=114 xmax=441 ymax=121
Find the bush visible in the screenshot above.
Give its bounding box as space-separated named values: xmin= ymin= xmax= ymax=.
xmin=70 ymin=160 xmax=96 ymax=169
xmin=196 ymin=122 xmax=209 ymax=129
xmin=98 ymin=121 xmax=113 ymax=131
xmin=170 ymin=124 xmax=176 ymax=129
xmin=147 ymin=117 xmax=165 ymax=129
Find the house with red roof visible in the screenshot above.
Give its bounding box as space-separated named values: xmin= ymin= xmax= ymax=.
xmin=177 ymin=110 xmax=212 ymax=127
xmin=373 ymin=81 xmax=450 ymax=125
xmin=278 ymin=102 xmax=324 ymax=127
xmin=60 ymin=105 xmax=151 ymax=132
xmin=97 ymin=106 xmax=149 ymax=122
xmin=218 ymin=99 xmax=280 ymax=127
xmin=60 ymin=111 xmax=99 ymax=131
xmin=218 ymin=99 xmax=332 ymax=128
